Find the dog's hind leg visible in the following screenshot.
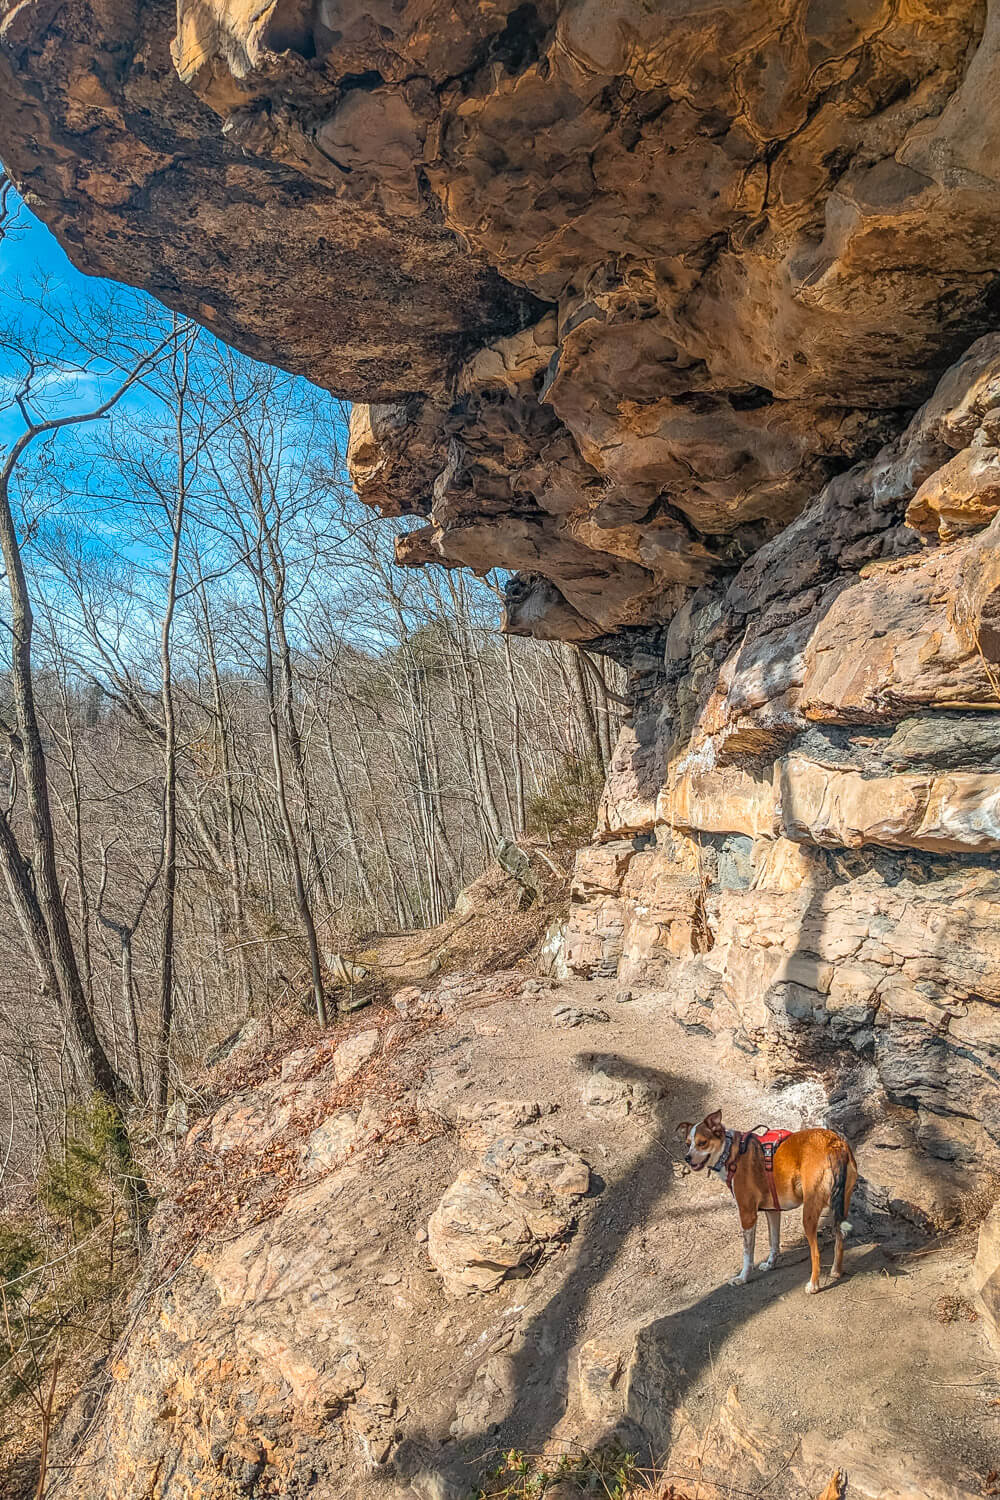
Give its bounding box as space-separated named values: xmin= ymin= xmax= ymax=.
xmin=731 ymin=1212 xmax=757 ymax=1286
xmin=757 ymin=1209 xmax=780 ymax=1272
xmin=830 ymin=1153 xmax=857 ymax=1282
xmin=803 ymin=1191 xmax=823 ymax=1294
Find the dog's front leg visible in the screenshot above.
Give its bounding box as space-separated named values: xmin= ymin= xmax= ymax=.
xmin=731 ymin=1217 xmax=756 ymax=1285
xmin=757 ymin=1210 xmax=780 ymax=1272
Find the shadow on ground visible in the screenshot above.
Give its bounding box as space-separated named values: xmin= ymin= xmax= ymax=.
xmin=392 ymin=1051 xmax=847 ymax=1497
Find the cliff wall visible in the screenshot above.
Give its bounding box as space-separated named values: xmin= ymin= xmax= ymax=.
xmin=3 ymin=1 xmax=1000 ymax=1172
xmin=5 ymin=8 xmax=1000 ymax=1495
xmin=561 ymin=343 xmax=1000 ymax=1172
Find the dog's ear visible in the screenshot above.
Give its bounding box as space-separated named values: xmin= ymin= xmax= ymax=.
xmin=705 ymin=1108 xmax=724 ymax=1134
xmin=674 ymin=1121 xmax=693 ymax=1141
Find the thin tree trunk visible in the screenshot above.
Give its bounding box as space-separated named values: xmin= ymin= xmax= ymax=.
xmin=267 ymin=570 xmax=331 ymax=910
xmin=0 ymin=471 xmax=125 ymax=1103
xmin=198 ymin=581 xmax=253 ymax=1012
xmin=447 ymin=583 xmax=505 ymax=847
xmin=567 ymin=645 xmax=604 ymax=768
xmin=503 ymin=634 xmax=527 ymax=835
xmin=321 ymin=719 xmax=379 ymax=914
xmin=0 ymin=804 xmax=64 ymax=1010
xmin=153 ymin=354 xmax=188 ymax=1128
xmin=341 ymin=687 xmax=415 ymax=927
xmin=254 ymin=552 xmax=327 ymax=1025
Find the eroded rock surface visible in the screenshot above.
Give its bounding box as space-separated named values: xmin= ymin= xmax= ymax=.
xmin=974 ymin=1201 xmax=1000 ymax=1352
xmin=6 ymin=7 xmax=1000 ymax=1493
xmin=427 ymin=1133 xmax=590 ymax=1294
xmin=560 ymin=342 xmax=1000 ymax=1176
xmin=5 ymin=3 xmax=1000 ymax=640
xmin=4 ymin=1 xmax=1000 ymax=1170
xmin=49 ymin=981 xmax=1000 ymax=1500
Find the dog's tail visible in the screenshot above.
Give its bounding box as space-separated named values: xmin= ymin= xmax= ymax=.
xmin=831 ymin=1149 xmax=852 ymax=1235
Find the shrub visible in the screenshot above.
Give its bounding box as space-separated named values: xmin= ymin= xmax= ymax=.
xmin=0 ymin=1226 xmax=40 ymax=1294
xmin=37 ymin=1095 xmax=124 ymax=1238
xmin=525 ymin=754 xmax=604 ymax=843
xmin=472 ymin=1445 xmax=665 ymax=1498
xmin=0 ymin=1096 xmax=143 ymax=1498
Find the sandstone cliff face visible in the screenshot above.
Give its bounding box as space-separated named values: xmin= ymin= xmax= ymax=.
xmin=4 ymin=14 xmax=1000 ymax=1486
xmin=3 ymin=0 xmax=1000 ymax=1171
xmin=3 ymin=2 xmax=1000 ymax=636
xmin=561 ymin=338 xmax=1000 ymax=1173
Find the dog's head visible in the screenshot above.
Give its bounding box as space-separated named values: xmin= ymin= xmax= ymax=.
xmin=674 ymin=1109 xmax=725 ymax=1170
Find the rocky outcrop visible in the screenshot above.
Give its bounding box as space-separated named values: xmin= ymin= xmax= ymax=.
xmin=7 ymin=7 xmax=1000 ymax=1484
xmin=973 ymin=1201 xmax=1000 ymax=1352
xmin=49 ymin=983 xmax=1000 ymax=1500
xmin=4 ymin=4 xmax=1000 ymax=1166
xmin=427 ymin=1133 xmax=590 ymax=1294
xmin=557 ymin=338 xmax=1000 ymax=1172
xmin=5 ymin=3 xmax=1000 ymax=642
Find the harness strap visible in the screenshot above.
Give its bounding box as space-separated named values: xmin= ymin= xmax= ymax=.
xmin=759 ymin=1139 xmax=782 ymax=1213
xmin=719 ymin=1126 xmax=792 ymax=1211
xmin=725 ymin=1130 xmax=743 ymax=1194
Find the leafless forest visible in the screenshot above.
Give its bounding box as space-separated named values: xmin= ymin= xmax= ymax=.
xmin=0 ymin=186 xmax=624 ymax=1213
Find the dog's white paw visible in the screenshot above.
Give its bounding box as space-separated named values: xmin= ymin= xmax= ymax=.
xmin=756 ymin=1257 xmax=775 ymax=1273
xmin=804 ymin=1280 xmax=819 ymax=1295
xmin=730 ymin=1272 xmax=749 ymax=1286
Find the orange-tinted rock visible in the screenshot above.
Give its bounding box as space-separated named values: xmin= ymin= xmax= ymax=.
xmin=973 ymin=1200 xmax=1000 ymax=1353
xmin=776 ymin=757 xmax=1000 ymax=854
xmin=907 ymin=445 xmax=1000 ymax=541
xmin=799 ymin=531 xmax=1000 ymax=723
xmin=4 ymin=1 xmax=1000 ymax=636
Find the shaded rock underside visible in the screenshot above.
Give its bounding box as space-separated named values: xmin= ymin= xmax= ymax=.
xmin=4 ymin=0 xmax=1000 ymax=637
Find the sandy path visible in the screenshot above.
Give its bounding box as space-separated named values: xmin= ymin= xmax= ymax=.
xmin=406 ymin=975 xmax=999 ymax=1496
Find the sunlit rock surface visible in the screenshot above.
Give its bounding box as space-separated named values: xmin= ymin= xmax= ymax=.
xmin=2 ymin=0 xmax=999 ymax=1202
xmin=4 ymin=1 xmax=1000 ymax=637
xmin=4 ymin=12 xmax=1000 ymax=1491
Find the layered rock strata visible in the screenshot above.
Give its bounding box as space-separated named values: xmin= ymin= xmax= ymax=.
xmin=3 ymin=0 xmax=1000 ymax=1185
xmin=564 ymin=338 xmax=1000 ymax=1167
xmin=4 ymin=2 xmax=1000 ymax=639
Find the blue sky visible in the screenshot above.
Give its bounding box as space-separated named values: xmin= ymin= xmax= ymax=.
xmin=0 ymin=192 xmax=349 ymax=444
xmin=0 ymin=195 xmax=378 ymax=661
xmin=0 ymin=195 xmax=168 ymax=434
xmin=0 ymin=193 xmax=93 ymax=291
xmin=0 ymin=197 xmax=505 ymax=672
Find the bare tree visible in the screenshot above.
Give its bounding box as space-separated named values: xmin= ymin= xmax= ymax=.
xmin=0 ymin=325 xmax=178 ymax=1107
xmin=0 ymin=300 xmax=628 ymax=1202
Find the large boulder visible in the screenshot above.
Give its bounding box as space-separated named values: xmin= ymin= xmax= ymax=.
xmin=427 ymin=1134 xmax=590 ymax=1295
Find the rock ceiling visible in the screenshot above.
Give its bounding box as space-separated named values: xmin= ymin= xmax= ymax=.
xmin=2 ymin=1 xmax=1000 ymax=646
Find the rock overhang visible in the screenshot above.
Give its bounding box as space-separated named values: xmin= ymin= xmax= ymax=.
xmin=4 ymin=1 xmax=1000 ymax=648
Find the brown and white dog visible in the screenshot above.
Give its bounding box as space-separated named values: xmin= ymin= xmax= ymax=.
xmin=675 ymin=1110 xmax=858 ymax=1294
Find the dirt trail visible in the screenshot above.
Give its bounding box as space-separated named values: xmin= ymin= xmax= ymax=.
xmin=52 ymin=966 xmax=998 ymax=1500
xmin=404 ymin=974 xmax=999 ymax=1498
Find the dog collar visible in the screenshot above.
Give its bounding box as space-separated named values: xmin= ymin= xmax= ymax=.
xmin=710 ymin=1129 xmax=738 ymax=1183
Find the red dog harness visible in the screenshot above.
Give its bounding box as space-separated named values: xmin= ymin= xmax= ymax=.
xmin=718 ymin=1126 xmax=793 ymax=1210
